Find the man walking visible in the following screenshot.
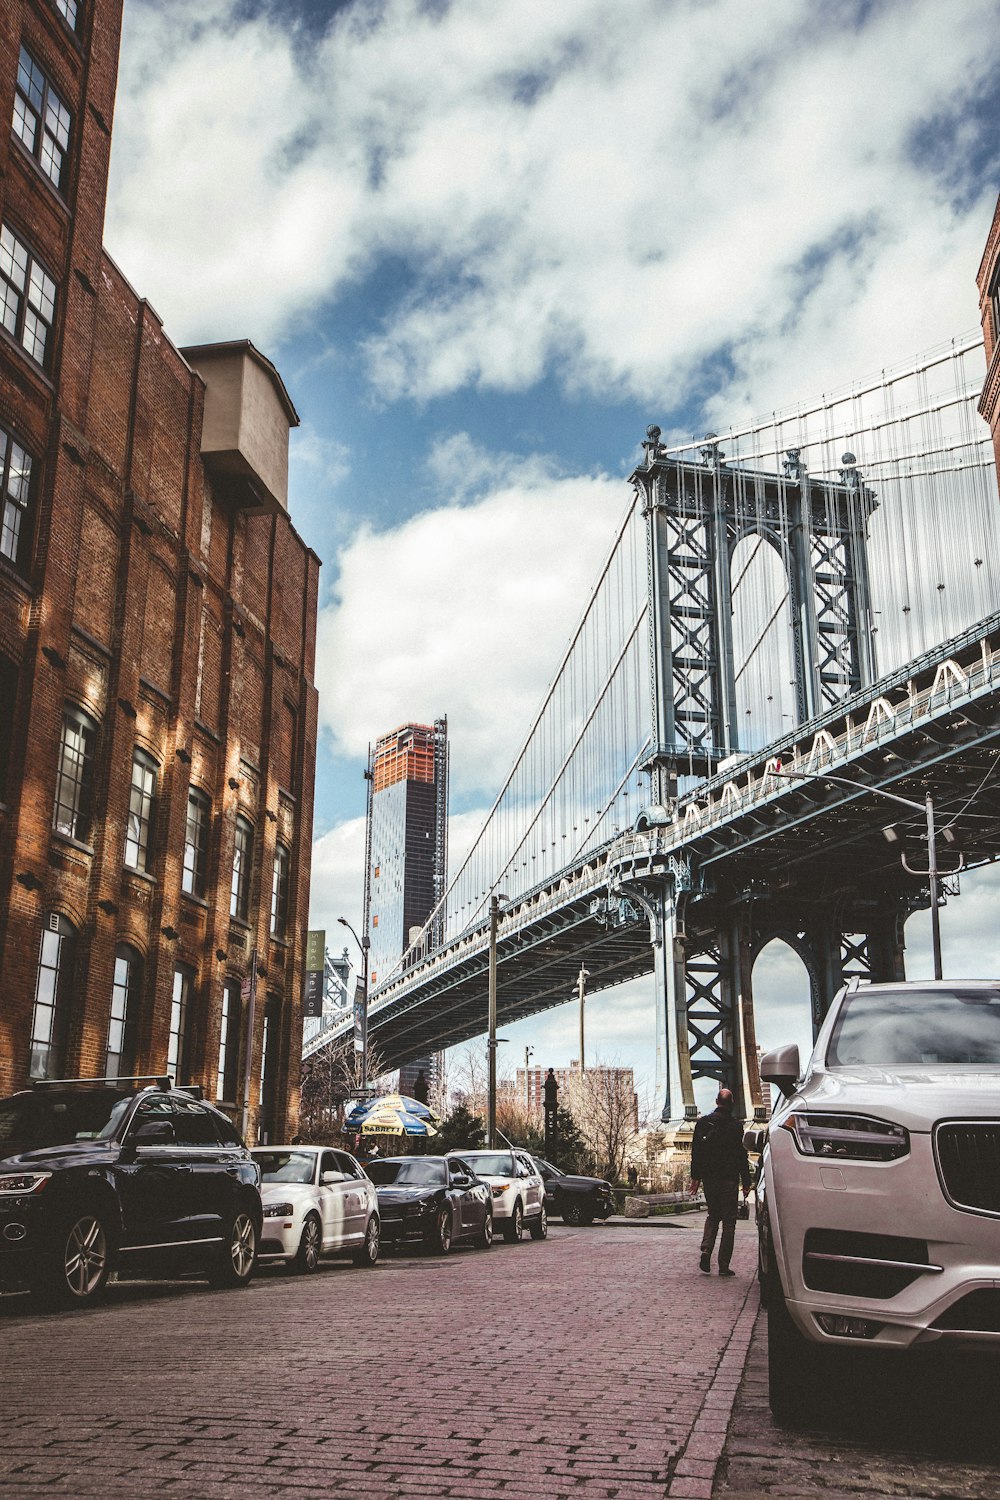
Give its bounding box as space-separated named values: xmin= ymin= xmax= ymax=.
xmin=690 ymin=1088 xmax=751 ymax=1277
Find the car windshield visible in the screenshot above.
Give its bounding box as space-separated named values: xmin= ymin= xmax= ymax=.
xmin=828 ymin=986 xmax=1000 ymax=1067
xmin=367 ymin=1159 xmax=446 ymax=1187
xmin=462 ymin=1153 xmax=516 ymax=1177
xmin=253 ymin=1150 xmax=316 ymax=1184
xmin=0 ymin=1089 xmax=134 ymax=1153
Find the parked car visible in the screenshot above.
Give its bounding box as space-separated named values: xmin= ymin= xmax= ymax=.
xmin=0 ymin=1078 xmax=262 ymax=1306
xmin=449 ymin=1148 xmax=547 ymax=1241
xmin=367 ymin=1155 xmax=492 ymax=1252
xmin=252 ymin=1145 xmax=379 ymax=1271
xmin=757 ymin=979 xmax=1000 ymax=1422
xmin=532 ymin=1158 xmax=615 ymax=1225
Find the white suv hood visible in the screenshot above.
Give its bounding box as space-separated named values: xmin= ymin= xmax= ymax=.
xmin=796 ymin=1067 xmax=1000 ymax=1132
xmin=259 ymin=1182 xmax=314 ymax=1204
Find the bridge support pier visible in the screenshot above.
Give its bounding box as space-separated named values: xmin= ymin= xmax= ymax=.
xmin=654 ymin=888 xmax=695 ymax=1127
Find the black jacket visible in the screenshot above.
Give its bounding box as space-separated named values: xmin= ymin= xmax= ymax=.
xmin=690 ymin=1108 xmax=751 ymax=1191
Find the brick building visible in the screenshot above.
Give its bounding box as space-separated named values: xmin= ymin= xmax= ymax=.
xmin=0 ymin=0 xmax=319 ymax=1142
xmin=977 ymin=192 xmax=1000 ymax=473
xmin=517 ymin=1063 xmax=640 ymax=1134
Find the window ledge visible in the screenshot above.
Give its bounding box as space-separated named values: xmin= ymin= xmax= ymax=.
xmin=8 ymin=134 xmax=71 ymax=217
xmin=123 ymin=866 xmax=156 ymax=886
xmin=51 ymin=828 xmax=94 ymax=855
xmin=0 ymin=317 xmax=54 ymax=390
xmin=181 ymin=891 xmax=210 ymax=910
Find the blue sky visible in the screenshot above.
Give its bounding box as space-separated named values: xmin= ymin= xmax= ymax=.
xmin=104 ymin=0 xmax=1000 ymax=1108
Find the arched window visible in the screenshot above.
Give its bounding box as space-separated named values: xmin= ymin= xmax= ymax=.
xmin=29 ymin=912 xmax=76 ymax=1079
xmin=53 ymin=703 xmax=97 ymax=841
xmin=230 ymin=815 xmax=253 ymax=921
xmin=183 ymin=786 xmax=211 ymax=897
xmin=125 ymin=748 xmax=158 ymax=871
xmin=106 ymin=944 xmax=142 ymax=1079
xmin=270 ymin=842 xmax=290 ymax=939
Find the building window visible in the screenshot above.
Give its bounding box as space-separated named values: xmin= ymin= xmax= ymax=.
xmin=230 ymin=815 xmax=253 ymax=921
xmin=167 ymin=966 xmax=192 ymax=1083
xmin=183 ymin=786 xmax=211 ymax=897
xmin=270 ymin=842 xmax=290 ymax=939
xmin=13 ymin=47 xmax=72 ymax=193
xmin=53 ymin=703 xmax=97 ymax=841
xmin=124 ymin=748 xmax=157 ymax=871
xmin=258 ymin=997 xmax=281 ymax=1143
xmin=0 ymin=654 xmax=17 ymax=803
xmin=0 ymin=224 xmax=57 ymax=368
xmin=29 ymin=913 xmax=76 ymax=1079
xmin=217 ymin=977 xmax=241 ymax=1103
xmin=991 ymin=265 xmax=1000 ymax=349
xmin=1 ymin=426 xmax=33 ymax=571
xmin=106 ymin=945 xmax=141 ymax=1079
xmin=54 ymin=0 xmax=79 ymax=30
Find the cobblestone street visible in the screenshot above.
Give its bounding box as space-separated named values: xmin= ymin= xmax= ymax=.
xmin=1 ymin=1219 xmax=998 ymax=1499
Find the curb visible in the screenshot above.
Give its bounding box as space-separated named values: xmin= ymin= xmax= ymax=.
xmin=666 ymin=1285 xmax=760 ymax=1498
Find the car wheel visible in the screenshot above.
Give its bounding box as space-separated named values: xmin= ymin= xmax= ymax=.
xmin=353 ymin=1215 xmax=380 ymax=1268
xmin=35 ymin=1208 xmax=113 ymax=1307
xmin=766 ymin=1242 xmax=825 ymax=1424
xmin=479 ymin=1210 xmax=494 ymax=1249
xmin=293 ymin=1213 xmax=322 ymax=1275
xmin=503 ymin=1200 xmax=523 ymax=1243
xmin=561 ymin=1198 xmax=583 ymax=1226
xmin=433 ymin=1207 xmax=453 ymax=1254
xmin=529 ymin=1204 xmax=548 ymax=1241
xmin=208 ymin=1210 xmax=257 ymax=1289
xmin=757 ymin=1215 xmax=770 ymax=1308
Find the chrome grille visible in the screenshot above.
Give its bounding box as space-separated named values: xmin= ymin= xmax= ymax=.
xmin=935 ymin=1122 xmax=1000 ymax=1215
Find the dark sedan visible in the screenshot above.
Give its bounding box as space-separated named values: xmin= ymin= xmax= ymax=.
xmin=533 ymin=1158 xmax=615 ymax=1225
xmin=366 ymin=1155 xmax=492 ymax=1253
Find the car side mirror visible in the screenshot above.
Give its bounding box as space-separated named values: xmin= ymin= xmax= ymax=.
xmin=451 ymin=1173 xmax=470 ymax=1187
xmin=760 ymin=1044 xmax=802 ymax=1100
xmin=321 ymin=1170 xmax=345 ymax=1184
xmin=743 ymin=1126 xmax=767 ymax=1153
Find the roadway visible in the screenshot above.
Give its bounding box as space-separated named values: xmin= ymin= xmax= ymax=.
xmin=0 ymin=1219 xmax=996 ymax=1498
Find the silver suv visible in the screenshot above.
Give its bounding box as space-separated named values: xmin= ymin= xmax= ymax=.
xmin=756 ymin=979 xmax=1000 ymax=1422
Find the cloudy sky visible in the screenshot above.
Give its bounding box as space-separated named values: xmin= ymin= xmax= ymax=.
xmin=105 ymin=0 xmax=1000 ymax=1111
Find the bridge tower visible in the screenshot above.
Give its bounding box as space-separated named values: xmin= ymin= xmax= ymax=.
xmin=631 ymin=431 xmax=883 ymax=1123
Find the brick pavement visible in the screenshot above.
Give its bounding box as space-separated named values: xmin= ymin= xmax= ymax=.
xmin=713 ymin=1305 xmax=1000 ymax=1499
xmin=0 ymin=1218 xmax=758 ymax=1500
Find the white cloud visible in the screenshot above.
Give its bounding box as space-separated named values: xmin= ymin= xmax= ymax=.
xmin=107 ymin=0 xmax=998 ymax=415
xmin=315 ymin=445 xmax=628 ymax=795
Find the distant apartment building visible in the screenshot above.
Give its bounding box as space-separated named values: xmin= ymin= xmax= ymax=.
xmin=367 ymin=719 xmax=447 ymax=1088
xmin=0 ymin=0 xmax=319 ymax=1142
xmin=518 ymin=1063 xmax=640 ymax=1133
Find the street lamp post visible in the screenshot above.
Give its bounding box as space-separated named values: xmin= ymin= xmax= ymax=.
xmin=487 ymin=892 xmax=508 ymax=1149
xmin=337 ymin=916 xmax=370 ymax=1089
xmin=772 ymin=771 xmax=962 ymax=981
xmin=524 ymin=1045 xmax=534 ymax=1111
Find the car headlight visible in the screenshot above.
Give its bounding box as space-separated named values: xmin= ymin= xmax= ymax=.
xmin=781 ymin=1113 xmax=909 ymax=1162
xmin=0 ymin=1171 xmax=51 ymax=1196
xmin=491 ymin=1183 xmax=510 ymax=1198
xmin=263 ymin=1201 xmax=295 ymax=1217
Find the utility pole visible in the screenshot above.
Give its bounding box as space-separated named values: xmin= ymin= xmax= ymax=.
xmin=577 ymin=965 xmax=590 ymax=1072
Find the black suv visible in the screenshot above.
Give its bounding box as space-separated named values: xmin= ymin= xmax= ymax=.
xmin=0 ymin=1078 xmax=263 ymax=1306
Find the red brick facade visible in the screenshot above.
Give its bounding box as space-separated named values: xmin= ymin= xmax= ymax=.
xmin=0 ymin=0 xmax=319 ymax=1143
xmin=977 ymin=193 xmax=1000 ymax=473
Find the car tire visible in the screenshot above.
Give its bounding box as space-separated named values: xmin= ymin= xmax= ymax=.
xmin=561 ymin=1198 xmax=583 ymax=1226
xmin=766 ymin=1242 xmax=824 ymax=1424
xmin=353 ymin=1214 xmax=380 ymax=1268
xmin=433 ymin=1207 xmax=453 ymax=1255
xmin=479 ymin=1210 xmax=494 ymax=1249
xmin=207 ymin=1209 xmax=257 ymax=1289
xmin=529 ymin=1204 xmax=548 ymax=1241
xmin=34 ymin=1207 xmax=113 ymax=1307
xmin=503 ymin=1200 xmax=524 ymax=1243
xmin=293 ymin=1213 xmax=322 ymax=1275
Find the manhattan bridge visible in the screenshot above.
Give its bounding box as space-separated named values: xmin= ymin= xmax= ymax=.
xmin=310 ymin=330 xmax=1000 ymax=1123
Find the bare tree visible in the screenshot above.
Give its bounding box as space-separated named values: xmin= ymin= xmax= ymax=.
xmin=562 ymin=1057 xmax=639 ymax=1182
xmin=298 ymin=1040 xmax=393 ymax=1144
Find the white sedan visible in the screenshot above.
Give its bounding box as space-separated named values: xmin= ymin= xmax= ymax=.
xmin=252 ymin=1146 xmax=380 ymax=1272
